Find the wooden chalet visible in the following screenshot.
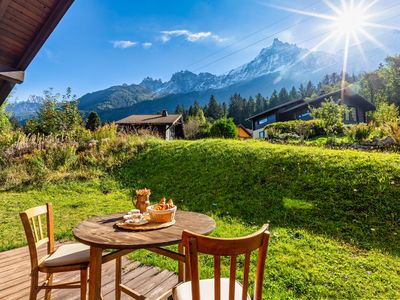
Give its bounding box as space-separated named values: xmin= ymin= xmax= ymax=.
xmin=116 ymin=110 xmax=184 ymax=140
xmin=248 ymin=88 xmax=375 ymax=139
xmin=0 ymin=0 xmax=74 ymax=105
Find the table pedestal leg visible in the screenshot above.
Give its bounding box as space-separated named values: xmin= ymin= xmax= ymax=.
xmin=89 ymin=246 xmax=103 ymax=300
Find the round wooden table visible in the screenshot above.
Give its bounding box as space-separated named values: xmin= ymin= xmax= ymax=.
xmin=73 ymin=210 xmax=216 ymax=300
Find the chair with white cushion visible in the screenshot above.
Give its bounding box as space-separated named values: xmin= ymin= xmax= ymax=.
xmin=20 ymin=203 xmax=96 ymax=300
xmin=174 ymin=224 xmax=270 ymax=300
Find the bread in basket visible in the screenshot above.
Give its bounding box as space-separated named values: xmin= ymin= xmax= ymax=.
xmin=146 ymin=205 xmax=176 ymax=223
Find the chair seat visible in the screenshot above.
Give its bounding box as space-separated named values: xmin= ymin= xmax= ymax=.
xmin=41 ymin=243 xmax=91 ymax=267
xmin=174 ymin=278 xmax=251 ymax=300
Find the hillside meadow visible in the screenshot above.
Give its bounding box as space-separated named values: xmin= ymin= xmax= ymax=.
xmin=0 ymin=139 xmax=399 ymax=299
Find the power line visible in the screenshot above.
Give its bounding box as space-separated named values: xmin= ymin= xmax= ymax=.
xmin=184 ymin=0 xmax=322 ymax=69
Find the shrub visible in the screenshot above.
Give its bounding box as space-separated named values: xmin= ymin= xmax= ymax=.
xmin=184 ymin=111 xmax=210 ymax=139
xmin=345 ymin=123 xmax=372 ymax=142
xmin=209 ymin=118 xmax=237 ymax=138
xmin=92 ymin=123 xmax=117 ymax=140
xmin=310 ymin=97 xmax=347 ymax=135
xmin=373 ymin=102 xmax=399 ymax=126
xmin=265 ymin=120 xmax=326 ymax=140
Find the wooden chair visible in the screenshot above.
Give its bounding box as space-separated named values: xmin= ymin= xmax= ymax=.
xmin=20 ymin=203 xmax=93 ymax=300
xmin=173 ymin=224 xmax=270 ymax=300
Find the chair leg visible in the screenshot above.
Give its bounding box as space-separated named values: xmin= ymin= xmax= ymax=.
xmin=80 ymin=268 xmax=88 ymax=300
xmin=115 ymin=256 xmax=122 ymax=300
xmin=29 ymin=270 xmax=39 ymax=300
xmin=44 ymin=273 xmax=53 ymax=300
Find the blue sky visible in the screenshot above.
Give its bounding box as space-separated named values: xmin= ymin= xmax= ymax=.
xmin=11 ymin=0 xmax=400 ymax=101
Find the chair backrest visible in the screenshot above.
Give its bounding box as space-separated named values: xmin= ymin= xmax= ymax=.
xmin=19 ymin=203 xmax=55 ymax=271
xmin=182 ymin=224 xmax=270 ymax=300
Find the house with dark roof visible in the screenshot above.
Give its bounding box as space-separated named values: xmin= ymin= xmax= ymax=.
xmin=115 ymin=110 xmax=184 ymax=140
xmin=248 ymin=88 xmax=375 ymax=139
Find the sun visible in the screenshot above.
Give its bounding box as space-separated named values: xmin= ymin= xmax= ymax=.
xmin=332 ymin=3 xmax=368 ymax=36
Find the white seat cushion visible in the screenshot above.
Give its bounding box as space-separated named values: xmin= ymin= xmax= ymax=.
xmin=174 ymin=278 xmax=251 ymax=300
xmin=42 ymin=243 xmax=91 ymax=267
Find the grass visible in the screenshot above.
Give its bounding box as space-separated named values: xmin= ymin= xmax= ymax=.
xmin=1 ymin=139 xmax=399 ymax=299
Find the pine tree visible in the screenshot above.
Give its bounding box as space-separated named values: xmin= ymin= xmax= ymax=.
xmin=228 ymin=93 xmax=245 ymax=124
xmin=86 ymin=111 xmax=101 ymax=131
xmin=175 ymin=104 xmax=184 ymax=115
xmin=269 ymin=90 xmax=279 ymax=107
xmin=278 ymin=88 xmax=290 ymax=104
xmin=306 ymin=81 xmax=316 ymax=98
xmin=255 ymin=93 xmax=265 ymax=113
xmin=299 ymin=84 xmax=307 ymax=98
xmin=222 ymin=102 xmax=228 ymax=117
xmin=204 ymin=95 xmax=224 ymax=121
xmin=289 ymin=86 xmax=299 ymax=100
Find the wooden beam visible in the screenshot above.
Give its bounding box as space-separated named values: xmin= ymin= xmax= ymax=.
xmin=0 ymin=65 xmax=24 ymax=83
xmin=0 ymin=0 xmax=12 ymax=20
xmin=17 ymin=0 xmax=75 ymax=69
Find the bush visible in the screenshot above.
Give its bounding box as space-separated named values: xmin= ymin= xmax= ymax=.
xmin=345 ymin=123 xmax=372 ymax=142
xmin=310 ymin=97 xmax=347 ymax=135
xmin=265 ymin=120 xmax=326 ymax=140
xmin=209 ymin=118 xmax=237 ymax=138
xmin=0 ymin=125 xmax=152 ymax=189
xmin=373 ymin=102 xmax=399 ymax=126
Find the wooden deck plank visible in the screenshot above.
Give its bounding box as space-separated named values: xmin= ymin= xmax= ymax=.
xmin=0 ymin=244 xmax=178 ymax=299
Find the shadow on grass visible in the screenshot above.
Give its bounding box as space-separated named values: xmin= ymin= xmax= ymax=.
xmin=112 ymin=140 xmax=400 ymax=257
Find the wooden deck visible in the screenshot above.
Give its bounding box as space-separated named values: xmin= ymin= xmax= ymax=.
xmin=0 ymin=244 xmax=178 ymax=300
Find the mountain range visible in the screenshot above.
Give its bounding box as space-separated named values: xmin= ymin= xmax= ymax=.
xmin=9 ymin=32 xmax=400 ymax=123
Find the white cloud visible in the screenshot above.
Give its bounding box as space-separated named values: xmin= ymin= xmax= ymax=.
xmin=111 ymin=40 xmax=137 ymax=49
xmin=160 ymin=30 xmax=225 ymax=43
xmin=142 ymin=42 xmax=153 ymax=49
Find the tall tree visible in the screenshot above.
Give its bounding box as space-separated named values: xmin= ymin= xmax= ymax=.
xmin=269 ymin=90 xmax=279 ymax=107
xmin=228 ymin=93 xmax=246 ymax=124
xmin=86 ymin=112 xmax=101 ymax=131
xmin=289 ymin=86 xmax=299 ymax=100
xmin=278 ymin=88 xmax=290 ymax=103
xmin=175 ymin=104 xmax=184 ymax=115
xmin=204 ymin=95 xmax=224 ymax=121
xmin=299 ymin=84 xmax=307 ymax=98
xmin=255 ymin=93 xmax=266 ymax=113
xmin=306 ymin=81 xmax=317 ymax=98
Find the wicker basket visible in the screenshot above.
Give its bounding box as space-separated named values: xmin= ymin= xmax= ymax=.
xmin=146 ymin=205 xmax=177 ymax=223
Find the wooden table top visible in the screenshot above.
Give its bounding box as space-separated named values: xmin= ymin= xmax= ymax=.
xmin=73 ymin=210 xmax=216 ymax=249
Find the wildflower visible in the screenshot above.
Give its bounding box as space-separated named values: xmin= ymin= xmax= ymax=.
xmin=371 ymin=228 xmax=375 ymax=231
xmin=366 ymin=271 xmax=371 ymax=276
xmin=343 ymin=275 xmax=348 ymax=280
xmin=353 ymin=188 xmax=358 ymax=192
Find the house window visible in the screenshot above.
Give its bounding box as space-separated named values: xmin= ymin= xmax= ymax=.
xmin=257 ymin=114 xmax=276 ymax=126
xmin=296 ymin=109 xmax=311 ymax=120
xmin=345 ymin=107 xmax=357 ymax=123
xmin=258 ymin=117 xmax=269 ymax=125
xmin=259 ymin=131 xmax=265 ymax=139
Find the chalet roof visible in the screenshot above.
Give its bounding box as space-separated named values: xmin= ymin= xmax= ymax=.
xmin=0 ymin=0 xmax=74 ymax=106
xmin=247 ymin=98 xmax=304 ymax=120
xmin=116 ymin=114 xmax=182 ymax=125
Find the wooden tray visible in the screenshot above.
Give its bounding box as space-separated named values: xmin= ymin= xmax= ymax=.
xmin=115 ymin=219 xmax=176 ymax=231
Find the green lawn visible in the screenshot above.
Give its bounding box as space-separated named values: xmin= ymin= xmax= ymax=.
xmin=1 ymin=139 xmax=399 ymax=299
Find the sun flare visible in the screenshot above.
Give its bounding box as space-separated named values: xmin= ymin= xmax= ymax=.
xmin=271 ymin=0 xmax=394 ymax=94
xmin=332 ymin=3 xmax=368 ymax=36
